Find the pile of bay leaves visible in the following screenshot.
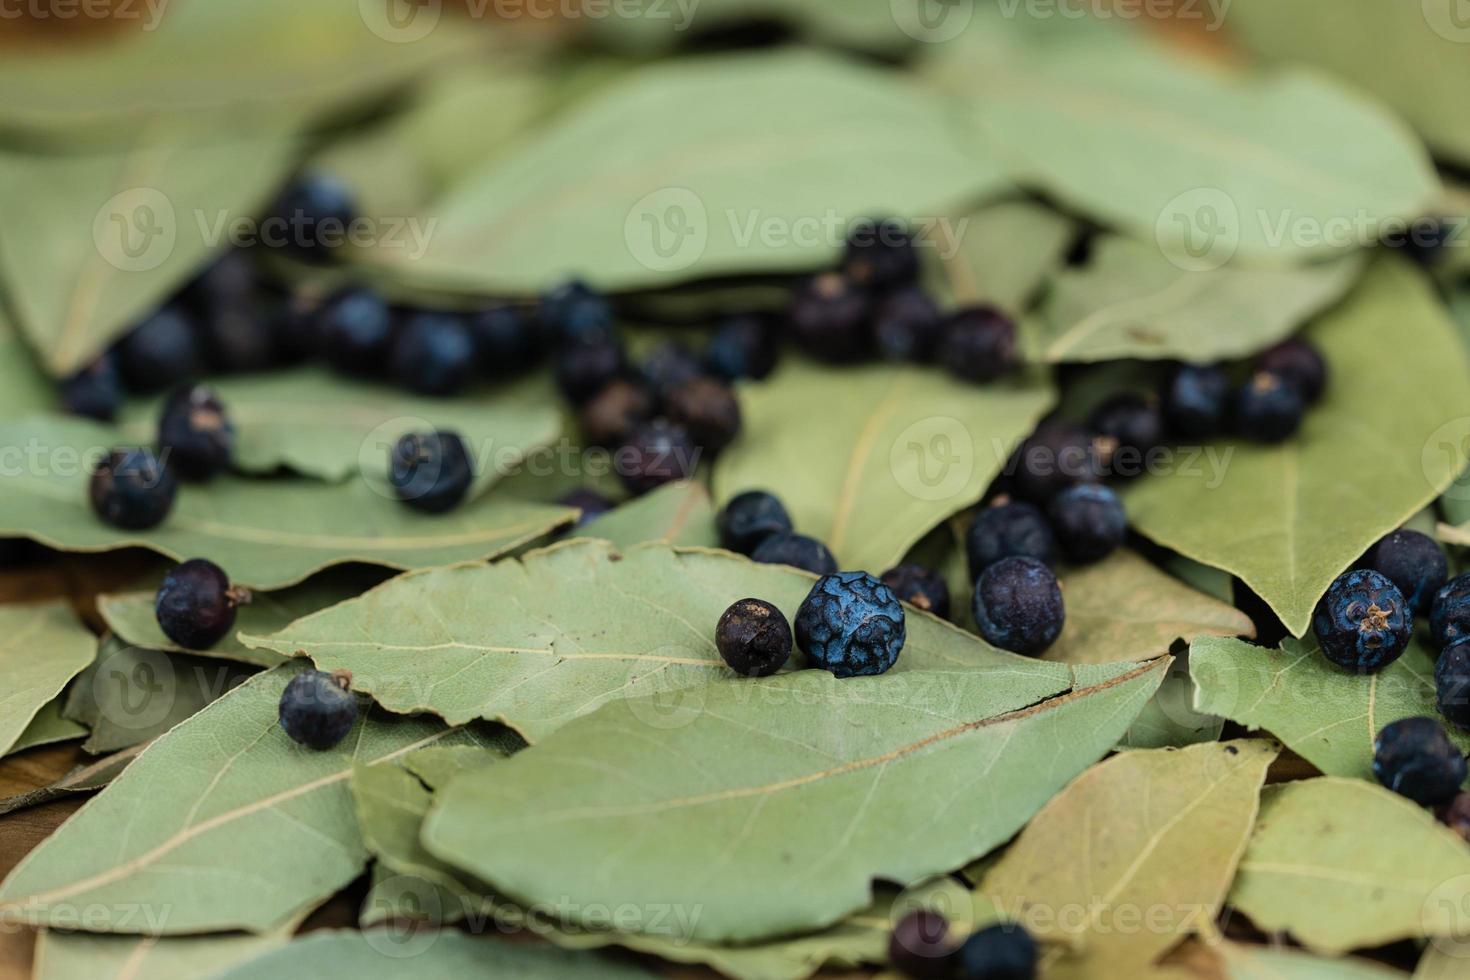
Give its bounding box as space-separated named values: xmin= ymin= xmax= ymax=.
xmin=1 ymin=2 xmax=1470 ymax=979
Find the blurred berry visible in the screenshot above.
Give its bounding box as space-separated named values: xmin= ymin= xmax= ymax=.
xmin=790 ymin=272 xmax=870 ymax=362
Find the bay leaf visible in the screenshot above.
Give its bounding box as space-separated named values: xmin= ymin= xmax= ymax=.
xmin=930 ymin=40 xmax=1438 ymax=264
xmin=1228 ymin=0 xmax=1470 ymax=166
xmin=0 ymin=663 xmax=485 ymax=934
xmin=117 ymin=369 xmax=563 ymax=492
xmin=1417 ymin=945 xmax=1468 ymax=980
xmin=0 ymin=308 xmax=54 ymax=423
xmin=0 ymin=743 xmax=145 ymax=818
xmin=0 ymin=601 xmax=96 ymax=756
xmin=63 ymin=637 xmax=258 ymax=755
xmin=1118 ymin=651 xmax=1226 ymax=750
xmin=922 ymin=198 xmax=1077 ymax=318
xmin=1189 ymin=635 xmax=1469 ymax=781
xmin=1036 ymin=238 xmax=1362 ymax=363
xmin=421 ymin=658 xmax=1167 ymax=943
xmin=400 ymin=742 xmax=518 ymax=789
xmin=1045 ymin=549 xmax=1254 ymax=665
xmin=573 ymin=480 xmax=718 ymax=549
xmin=212 ymin=930 xmax=657 ymax=980
xmin=586 ymin=0 xmax=909 ymax=55
xmin=361 ymin=50 xmax=1010 ymax=293
xmin=98 ymin=566 xmax=389 ymax=667
xmin=1217 ymin=940 xmax=1408 ymax=980
xmin=978 ymin=740 xmax=1276 ymax=976
xmin=1230 ymin=778 xmax=1470 ymax=954
xmin=1125 ymin=258 xmax=1470 ymax=636
xmin=714 ymin=361 xmax=1054 ymax=575
xmin=5 ymin=699 xmax=87 ymax=757
xmin=0 ymin=416 xmax=575 ymax=590
xmin=34 ymin=930 xmax=286 ymax=980
xmin=0 ymin=132 xmax=299 ymax=377
xmin=243 ymin=539 xmax=1066 ymax=742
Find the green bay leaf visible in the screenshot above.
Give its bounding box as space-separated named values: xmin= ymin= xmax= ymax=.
xmin=0 ymin=416 xmax=574 ymax=590
xmin=572 ymin=480 xmax=718 ymax=549
xmin=5 ymin=697 xmax=87 ymax=757
xmin=0 ymin=743 xmax=144 ymax=818
xmin=244 ymin=539 xmax=1058 ymax=741
xmin=421 ymin=659 xmax=1166 ymax=943
xmin=1218 ymin=940 xmax=1408 ymax=980
xmin=1230 ymin=778 xmax=1470 ymax=954
xmin=979 ymin=740 xmax=1277 ymax=975
xmin=1125 ymin=258 xmax=1470 ymax=636
xmin=0 ymin=663 xmax=484 ymax=934
xmin=923 ymin=198 xmax=1077 ymax=318
xmin=1037 ymin=238 xmax=1362 ymax=363
xmin=34 ymin=930 xmax=286 ymax=980
xmin=714 ymin=361 xmax=1054 ymax=575
xmin=0 ymin=601 xmax=96 ymax=756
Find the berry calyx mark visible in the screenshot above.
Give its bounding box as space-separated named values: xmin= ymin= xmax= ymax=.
xmin=330 ymin=668 xmax=354 ymax=690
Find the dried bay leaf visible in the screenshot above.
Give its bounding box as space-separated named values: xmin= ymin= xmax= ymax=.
xmin=1125 ymin=259 xmax=1470 ymax=636
xmin=213 ymin=931 xmax=657 ymax=980
xmin=365 ymin=50 xmax=1010 ymax=292
xmin=0 ymin=602 xmax=95 ymax=757
xmin=0 ymin=743 xmax=145 ymax=818
xmin=0 ymin=308 xmax=53 ymax=423
xmin=98 ymin=566 xmax=391 ymax=668
xmin=0 ymin=132 xmax=299 ymax=376
xmin=1217 ymin=941 xmax=1408 ymax=980
xmin=978 ymin=740 xmax=1277 ymax=976
xmin=244 ymin=539 xmax=1064 ymax=741
xmin=34 ymin=930 xmax=286 ymax=980
xmin=714 ymin=361 xmax=1054 ymax=575
xmin=572 ymin=480 xmax=718 ymax=549
xmin=1119 ymin=652 xmax=1226 ymax=750
xmin=1190 ymin=635 xmax=1468 ymax=781
xmin=5 ymin=699 xmax=86 ymax=757
xmin=1036 ymin=238 xmax=1362 ymax=363
xmin=0 ymin=417 xmax=575 ymax=590
xmin=923 ymin=198 xmax=1077 ymax=317
xmin=0 ymin=664 xmax=487 ymax=934
xmin=1230 ymin=778 xmax=1470 ymax=954
xmin=421 ymin=659 xmax=1167 ymax=943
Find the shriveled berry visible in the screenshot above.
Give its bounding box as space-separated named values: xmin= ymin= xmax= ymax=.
xmin=1009 ymin=420 xmax=1105 ymax=503
xmin=268 ymin=173 xmax=357 ymax=263
xmin=751 ymin=533 xmax=837 ymax=576
xmin=718 ymin=490 xmax=792 ymax=555
xmin=881 ymin=563 xmax=951 ymax=619
xmin=1233 ymin=371 xmax=1304 ymax=443
xmin=318 ymin=288 xmax=393 ymax=377
xmin=973 ymin=557 xmax=1064 ymax=656
xmin=1431 ymin=574 xmax=1470 ymax=649
xmin=666 ymin=377 xmax=742 ymax=453
xmin=154 ymin=558 xmax=250 ymax=650
xmin=790 ymin=272 xmax=870 ymax=362
xmin=1438 ymin=791 xmax=1470 ymax=843
xmin=939 ymin=306 xmax=1018 ymax=383
xmin=468 ymin=305 xmax=543 ymax=376
xmin=1257 ymin=337 xmax=1327 ymax=404
xmin=640 ymin=342 xmax=703 ymax=403
xmin=955 ymin=923 xmax=1038 ymax=980
xmin=540 ymin=279 xmax=614 ymax=344
xmin=278 ymin=669 xmax=358 ymax=750
xmin=187 ymin=251 xmax=275 ymax=373
xmin=1362 ymin=529 xmax=1448 ymax=617
xmin=115 ymin=307 xmax=205 ymax=392
xmin=966 ymin=500 xmax=1058 ymax=577
xmin=89 ymin=448 xmax=177 ymax=530
xmin=1089 ymin=392 xmax=1163 ymax=479
xmin=888 ymin=910 xmax=959 ymax=979
xmin=389 ymin=430 xmax=473 ymax=514
xmin=555 ymin=337 xmax=628 ymax=406
xmin=617 ymin=419 xmax=697 ymax=496
xmin=1437 ymin=639 xmax=1470 ymax=730
xmin=579 ymin=379 xmax=654 ymax=448
xmin=1373 ymin=716 xmax=1467 ymax=806
xmin=716 ymin=598 xmax=793 ymax=677
xmin=158 ymin=385 xmax=234 ymax=481
xmin=705 ymin=313 xmax=777 ymax=381
xmin=795 ymin=571 xmax=906 ymax=677
xmin=872 ymin=286 xmax=943 ymax=363
xmin=1161 ymin=363 xmax=1230 ymax=439
xmin=1312 ymin=569 xmax=1411 ymax=672
xmin=844 ymin=217 xmax=919 ymax=288
xmin=390 ymin=312 xmax=476 ymax=396
xmin=60 ymin=352 xmax=124 ymax=422
xmin=1048 ymin=484 xmax=1126 ymax=564
xmin=558 ymin=488 xmax=615 ymax=527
